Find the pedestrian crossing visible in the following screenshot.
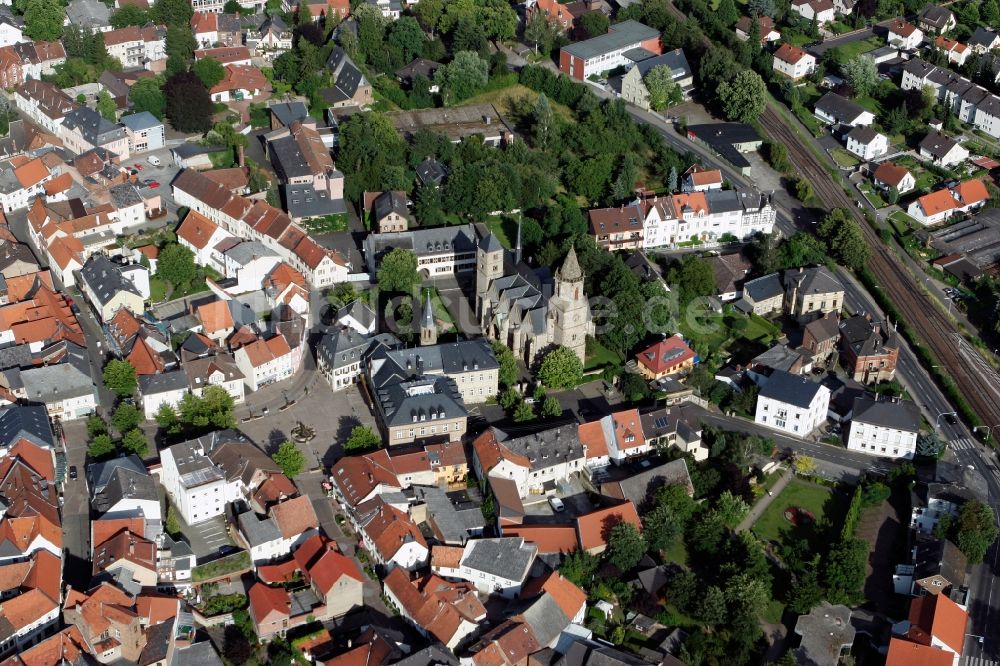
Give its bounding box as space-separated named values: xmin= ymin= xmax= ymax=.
xmin=963 ymin=656 xmax=999 ymax=666
xmin=952 ymin=438 xmax=978 ymax=451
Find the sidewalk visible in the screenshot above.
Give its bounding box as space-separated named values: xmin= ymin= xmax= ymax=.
xmin=737 ymin=468 xmax=793 ymax=533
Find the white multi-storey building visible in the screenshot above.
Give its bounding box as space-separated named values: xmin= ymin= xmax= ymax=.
xmin=160 ymin=438 xmax=240 ymax=525
xmin=754 ymin=369 xmax=831 ymax=436
xmin=847 ymin=396 xmax=921 ymax=459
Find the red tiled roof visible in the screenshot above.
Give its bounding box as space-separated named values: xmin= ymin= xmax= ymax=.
xmin=473 ymin=430 xmax=531 ymax=474
xmin=885 ymin=638 xmax=953 ymax=666
xmin=774 ymin=42 xmax=811 ymax=65
xmin=13 ymin=158 xmax=48 ymax=189
xmin=175 ymin=210 xmax=221 ymax=250
xmin=269 ymin=495 xmax=318 ymax=540
xmin=502 ymin=525 xmax=579 ymax=554
xmin=954 ymin=178 xmax=989 ymax=206
xmin=127 ymin=337 xmax=166 ymax=376
xmin=636 ymin=336 xmax=696 ymax=374
xmin=907 ymin=594 xmax=967 ymax=655
xmin=874 ymin=162 xmax=911 ymax=188
xmin=576 ymin=501 xmax=642 ymax=552
xmin=197 ymin=300 xmax=234 ymax=335
xmin=522 ymin=570 xmax=586 ymax=620
xmin=249 ymin=582 xmax=290 ymax=624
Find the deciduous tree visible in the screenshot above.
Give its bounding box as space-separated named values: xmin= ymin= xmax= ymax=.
xmin=121 ymin=429 xmax=148 ymax=457
xmin=192 ymin=57 xmax=226 ymax=89
xmin=841 ymin=55 xmax=878 ymax=97
xmin=376 ymin=248 xmax=419 ymax=294
xmin=344 ymin=426 xmax=381 ymax=454
xmin=157 ymin=243 xmax=198 ymax=290
xmin=524 ymin=11 xmax=556 ymax=54
xmin=435 ymin=50 xmax=488 ymax=104
xmin=717 ymin=70 xmax=766 ymax=123
xmin=130 ymin=77 xmax=166 ymax=119
xmin=111 ymin=403 xmax=141 ymax=434
xmin=541 ymin=395 xmax=562 ymax=417
xmin=96 ymin=90 xmax=116 ymax=121
xmin=579 ymin=11 xmax=609 ymax=38
xmin=491 ymin=342 xmax=519 ymax=387
xmin=953 ymin=500 xmax=999 ymax=563
xmin=537 ymin=346 xmax=583 ymax=389
xmin=607 ymin=522 xmax=646 ymax=571
xmin=103 ymin=359 xmax=137 ymax=396
xmin=272 ymin=441 xmax=306 ymax=478
xmin=23 ymin=0 xmax=64 ymax=41
xmin=111 ymin=5 xmax=151 ymax=28
xmin=88 ymin=434 xmax=116 ymax=460
xmin=644 ymin=65 xmax=683 ymax=111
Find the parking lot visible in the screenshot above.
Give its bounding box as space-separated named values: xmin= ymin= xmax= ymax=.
xmin=183 ymin=515 xmax=234 ymax=560
xmin=521 ymin=475 xmax=597 ymax=522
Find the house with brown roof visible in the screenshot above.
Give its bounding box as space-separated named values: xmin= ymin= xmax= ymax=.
xmin=210 ymin=64 xmax=272 ymax=103
xmin=383 ymin=568 xmax=480 ymax=650
xmin=888 ymin=18 xmax=923 ymax=49
xmin=363 ymin=190 xmax=410 ymax=233
xmin=905 ymin=593 xmax=966 ymax=658
xmin=268 ymin=494 xmax=319 ymax=550
xmin=873 ymin=161 xmax=915 ymax=194
xmin=92 ymin=528 xmax=157 ymax=589
xmin=635 ymin=334 xmax=697 ymax=380
xmin=233 ymin=333 xmax=299 ymax=391
xmin=195 ymin=299 xmax=234 ymax=344
xmin=292 ymin=534 xmax=363 ymax=618
xmin=472 ymin=427 xmax=585 ymax=500
xmin=13 ymin=81 xmax=78 ymax=136
xmin=63 ymin=583 xmax=145 ymax=663
xmin=773 ymin=42 xmax=816 ymax=80
xmin=175 ymin=209 xmax=236 ymax=274
xmin=735 ymin=15 xmax=780 ymax=43
xmin=353 ymin=496 xmax=429 ymax=572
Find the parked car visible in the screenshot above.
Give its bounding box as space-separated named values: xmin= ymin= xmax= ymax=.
xmin=548 ymin=497 xmax=565 ymax=512
xmin=147 ymin=156 xmax=161 ymax=167
xmin=68 ymin=466 xmax=78 ymax=480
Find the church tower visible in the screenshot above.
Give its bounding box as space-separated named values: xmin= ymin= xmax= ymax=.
xmin=551 ymin=246 xmax=592 ymax=363
xmin=475 ymin=233 xmax=505 ymax=318
xmin=420 ymin=290 xmax=437 ymax=346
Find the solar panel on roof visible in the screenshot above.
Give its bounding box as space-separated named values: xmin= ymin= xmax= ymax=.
xmin=654 ymin=417 xmax=669 ymax=428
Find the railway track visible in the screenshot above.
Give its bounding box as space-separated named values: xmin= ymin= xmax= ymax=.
xmin=759 ymin=106 xmax=1000 ymax=427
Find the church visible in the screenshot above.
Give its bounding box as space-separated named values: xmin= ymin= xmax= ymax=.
xmin=475 ymin=229 xmax=594 ymax=367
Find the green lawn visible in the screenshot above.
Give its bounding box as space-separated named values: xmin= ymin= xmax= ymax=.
xmin=486 ymin=217 xmax=515 ymax=249
xmin=753 ymin=478 xmax=837 ymax=546
xmin=831 ymin=36 xmax=881 ymax=62
xmin=743 ymin=314 xmax=781 ymax=342
xmin=585 ymin=337 xmax=623 ymax=371
xmin=859 ymin=182 xmax=888 ymax=209
xmin=662 ymin=536 xmax=688 ymax=567
xmin=831 ymin=148 xmax=860 ymax=169
xmin=428 ymin=287 xmax=455 ymax=331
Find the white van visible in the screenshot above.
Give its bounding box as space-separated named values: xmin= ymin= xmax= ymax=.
xmin=147 ymin=155 xmax=161 ymax=167
xmin=548 ymin=496 xmax=565 ymax=512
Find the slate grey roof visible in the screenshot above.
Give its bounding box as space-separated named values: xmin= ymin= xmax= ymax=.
xmin=120 ymin=111 xmax=161 ymax=132
xmin=62 ymin=106 xmax=126 ymax=146
xmin=0 ymin=405 xmax=53 ymax=450
xmin=493 ymin=424 xmax=585 ymax=473
xmin=376 ymin=374 xmax=466 ymax=427
xmin=166 ymin=439 xmax=225 ymax=489
xmin=460 ymin=537 xmax=536 ymax=582
xmin=269 ymin=101 xmax=308 ymax=127
xmin=560 ymin=640 xmax=650 ymax=666
xmin=93 ymin=464 xmax=159 ymax=514
xmin=318 ymin=327 xmax=372 ymax=371
xmin=814 ymin=92 xmax=868 ymax=124
xmin=478 ymin=232 xmax=504 ymax=253
xmin=281 ymin=183 xmax=347 ymax=219
xmin=0 ymin=344 xmax=33 ymax=372
xmin=208 ymin=439 xmax=279 ymax=486
xmin=840 ymin=315 xmax=898 ymax=357
xmin=918 ymin=4 xmax=953 ymax=29
xmin=396 ymin=58 xmax=441 ymax=83
xmin=601 ymin=458 xmax=693 ymax=510
xmin=970 ymin=27 xmax=998 ymax=49
xmin=365 ymin=224 xmax=477 ymax=268
xmin=759 ymin=369 xmax=825 ymax=409
xmin=21 ymin=348 xmax=95 ymax=403
xmin=562 ymin=20 xmax=659 ymax=60
xmin=224 ymin=240 xmax=278 ymax=266
xmin=782 ymin=266 xmax=844 ymax=296
xmin=919 ymin=130 xmax=961 ymax=159
xmin=138 ymin=620 xmax=173 ymax=666
xmin=520 ymin=592 xmax=570 ymax=647
xmin=851 ymin=396 xmax=920 ymax=432
xmin=66 ymin=0 xmax=110 ymax=28
xmin=171 ymin=642 xmax=224 ymax=666
xmin=336 ymin=300 xmax=376 ymax=330
xmin=634 ymin=48 xmax=691 ymax=81
xmin=415 ymin=157 xmax=448 ymax=187
xmin=412 ymin=485 xmax=484 ymax=544
xmin=373 ymin=190 xmax=408 ymax=222
xmin=847 ymin=125 xmax=881 ymax=145
xmin=87 ymin=453 xmax=146 ymax=495
xmin=742 ymin=272 xmax=783 ymax=302
xmin=238 ymin=511 xmax=282 ymax=546
xmin=138 ymin=370 xmax=188 ymax=395
xmin=324 ymin=47 xmax=369 ymax=104
xmin=79 ymin=254 xmax=142 ymax=307
xmin=369 ymin=339 xmax=499 ymax=390
xmin=110 ymin=183 xmax=143 ymax=208
xmin=393 ymin=646 xmax=459 ymax=666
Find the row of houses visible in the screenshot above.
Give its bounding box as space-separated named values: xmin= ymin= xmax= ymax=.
xmin=587 ymin=184 xmax=777 ymax=251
